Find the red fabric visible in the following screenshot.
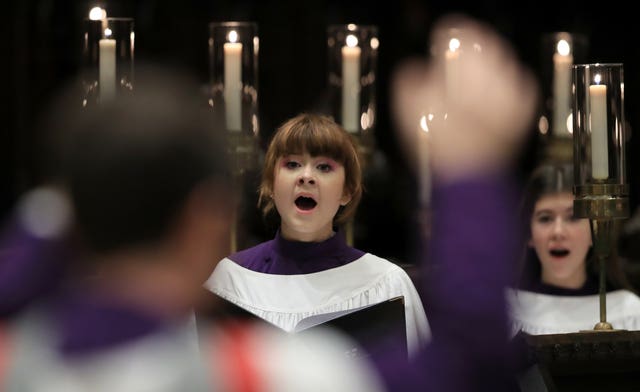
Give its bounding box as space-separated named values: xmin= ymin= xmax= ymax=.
xmin=212 ymin=322 xmax=262 ymax=392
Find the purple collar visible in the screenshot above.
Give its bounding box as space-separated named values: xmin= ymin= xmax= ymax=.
xmin=521 ymin=274 xmax=600 ymax=296
xmin=230 ymin=230 xmax=365 ymax=274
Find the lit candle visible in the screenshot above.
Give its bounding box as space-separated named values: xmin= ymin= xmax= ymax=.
xmin=444 ymin=37 xmax=460 ymax=103
xmin=552 ymin=39 xmax=573 ymax=137
xmin=99 ymin=30 xmax=116 ymax=103
xmin=224 ymin=30 xmax=243 ymax=131
xmin=418 ymin=114 xmax=432 ymax=204
xmin=341 ymin=34 xmax=361 ymax=133
xmin=589 ymin=80 xmax=608 ymax=179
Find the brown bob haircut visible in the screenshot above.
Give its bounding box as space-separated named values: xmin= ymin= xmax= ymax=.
xmin=258 ymin=113 xmax=363 ymax=226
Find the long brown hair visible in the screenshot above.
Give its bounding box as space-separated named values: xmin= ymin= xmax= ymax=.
xmin=517 ymin=162 xmax=632 ymax=291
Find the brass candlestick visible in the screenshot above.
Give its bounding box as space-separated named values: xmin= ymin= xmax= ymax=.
xmin=574 ymin=183 xmax=629 ymax=330
xmin=572 ymin=63 xmax=627 ymax=331
xmin=227 ymin=133 xmax=260 ymax=253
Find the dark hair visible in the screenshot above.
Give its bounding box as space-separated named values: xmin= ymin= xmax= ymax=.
xmin=258 ymin=113 xmax=363 ymax=226
xmin=517 ymin=162 xmax=630 ymax=291
xmin=44 ymin=65 xmax=230 ymax=254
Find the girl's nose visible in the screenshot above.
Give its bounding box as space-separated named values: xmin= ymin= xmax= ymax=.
xmin=298 ymin=166 xmax=316 ymax=185
xmin=551 ymin=217 xmax=566 ymax=238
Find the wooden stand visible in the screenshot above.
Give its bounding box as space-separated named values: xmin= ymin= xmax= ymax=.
xmin=519 ymin=331 xmax=640 ymax=391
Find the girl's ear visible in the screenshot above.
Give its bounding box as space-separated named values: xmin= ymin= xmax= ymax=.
xmin=340 ymin=192 xmax=352 ymax=207
xmin=527 ymin=238 xmax=534 ymax=248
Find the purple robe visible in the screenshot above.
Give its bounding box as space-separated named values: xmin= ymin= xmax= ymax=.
xmin=375 ymin=175 xmax=522 ymax=392
xmin=0 ymin=215 xmax=70 ymax=317
xmin=51 ymin=290 xmax=168 ymax=358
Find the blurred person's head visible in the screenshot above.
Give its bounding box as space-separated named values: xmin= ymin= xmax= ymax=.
xmin=258 ymin=113 xmax=362 ymax=241
xmin=519 ymin=163 xmax=592 ymax=289
xmin=42 ymin=64 xmax=232 ymax=295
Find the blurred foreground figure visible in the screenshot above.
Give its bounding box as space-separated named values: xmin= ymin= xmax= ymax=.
xmin=0 ymin=186 xmax=73 ymax=318
xmin=1 ymin=66 xmax=233 ymax=390
xmin=382 ymin=14 xmax=539 ymax=391
xmin=1 ymin=65 xmax=385 ymax=392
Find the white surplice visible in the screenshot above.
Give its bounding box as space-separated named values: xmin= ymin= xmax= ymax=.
xmin=507 ymin=288 xmax=640 ymax=335
xmin=205 ymin=254 xmax=430 ymax=357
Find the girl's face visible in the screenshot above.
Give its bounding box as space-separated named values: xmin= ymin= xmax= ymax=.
xmin=529 ymin=192 xmax=592 ymax=289
xmin=272 ymin=153 xmax=351 ymax=242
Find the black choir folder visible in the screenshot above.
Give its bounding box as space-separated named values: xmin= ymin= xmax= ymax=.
xmin=217 ymin=295 xmax=408 ymax=359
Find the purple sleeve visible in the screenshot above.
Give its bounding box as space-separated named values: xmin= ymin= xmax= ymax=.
xmin=0 ymin=217 xmax=70 ymax=317
xmin=377 ymin=175 xmax=522 ymax=392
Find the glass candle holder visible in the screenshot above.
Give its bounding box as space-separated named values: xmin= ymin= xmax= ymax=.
xmin=81 ymin=17 xmax=134 ymax=106
xmin=540 ymin=32 xmax=589 ymax=139
xmin=208 ymin=22 xmax=260 ymax=254
xmin=208 ymin=22 xmax=259 ymax=135
xmin=572 ymin=63 xmax=627 ymax=331
xmin=572 ymin=63 xmax=628 ymax=219
xmin=327 ymin=24 xmax=379 ymax=135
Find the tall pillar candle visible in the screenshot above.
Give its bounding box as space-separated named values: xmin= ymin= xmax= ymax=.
xmin=444 ymin=48 xmax=460 ymax=104
xmin=341 ymin=41 xmax=361 ymax=133
xmin=552 ymin=51 xmax=573 ymax=137
xmin=589 ymin=83 xmax=609 ymax=179
xmin=99 ymin=38 xmax=116 ymax=103
xmin=224 ymin=41 xmax=243 ymax=131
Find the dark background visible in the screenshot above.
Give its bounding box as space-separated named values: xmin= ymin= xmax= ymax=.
xmin=2 ymin=0 xmax=639 ymax=264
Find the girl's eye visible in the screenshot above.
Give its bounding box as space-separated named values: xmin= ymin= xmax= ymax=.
xmin=284 ymin=160 xmax=300 ymax=169
xmin=317 ymin=163 xmax=333 ymax=172
xmin=536 ymin=215 xmax=553 ymax=224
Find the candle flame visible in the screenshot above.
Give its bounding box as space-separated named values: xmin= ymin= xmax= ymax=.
xmin=448 ymin=38 xmax=460 ymax=53
xmin=104 ymin=28 xmax=112 ymax=38
xmin=228 ymin=30 xmax=238 ymax=43
xmin=346 ymin=34 xmax=358 ymax=48
xmin=370 ymin=37 xmax=379 ymax=50
xmin=594 ymin=73 xmax=602 ymax=84
xmin=347 ymin=24 xmax=357 ymax=31
xmin=89 ymin=6 xmax=106 ymax=20
xmin=556 ymin=39 xmax=571 ymax=56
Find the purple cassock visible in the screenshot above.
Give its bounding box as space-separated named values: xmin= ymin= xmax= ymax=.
xmin=0 ymin=215 xmax=69 ymax=317
xmin=374 ymin=175 xmax=524 ymax=392
xmin=229 ymin=229 xmax=365 ymax=274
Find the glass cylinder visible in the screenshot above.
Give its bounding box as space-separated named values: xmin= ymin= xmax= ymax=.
xmin=208 ymin=22 xmax=260 ymax=255
xmin=572 ymin=63 xmax=628 ymax=219
xmin=539 ymin=32 xmax=588 ymax=139
xmin=208 ymin=22 xmax=259 ymax=136
xmin=327 ymin=24 xmax=379 ymax=136
xmin=81 ymin=18 xmax=134 ymax=106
